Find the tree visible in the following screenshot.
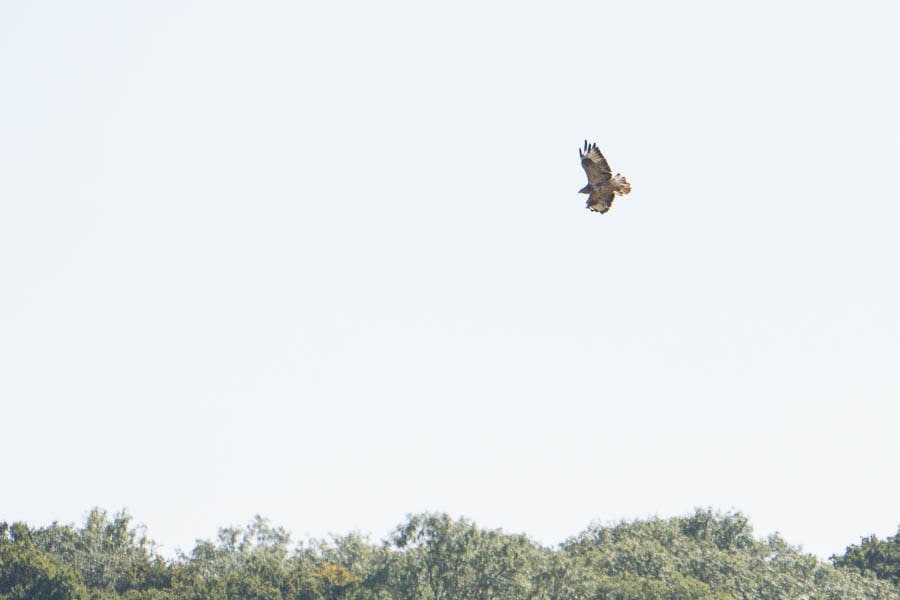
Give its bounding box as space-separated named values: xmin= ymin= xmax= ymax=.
xmin=26 ymin=508 xmax=174 ymax=596
xmin=0 ymin=521 xmax=88 ymax=600
xmin=833 ymin=528 xmax=900 ymax=585
xmin=561 ymin=509 xmax=899 ymax=599
xmin=2 ymin=508 xmax=898 ymax=599
xmin=174 ymin=515 xmax=292 ymax=600
xmin=387 ymin=513 xmax=541 ymax=600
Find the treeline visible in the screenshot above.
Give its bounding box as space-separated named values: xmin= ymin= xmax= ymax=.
xmin=1 ymin=508 xmax=898 ymax=600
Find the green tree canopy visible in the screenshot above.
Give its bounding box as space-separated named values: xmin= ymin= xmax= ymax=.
xmin=1 ymin=509 xmax=897 ymax=600
xmin=833 ymin=528 xmax=900 ymax=585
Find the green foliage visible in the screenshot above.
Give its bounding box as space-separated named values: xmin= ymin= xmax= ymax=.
xmin=561 ymin=509 xmax=897 ymax=600
xmin=833 ymin=528 xmax=900 ymax=585
xmin=1 ymin=510 xmax=897 ymax=600
xmin=386 ymin=513 xmax=539 ymax=600
xmin=173 ymin=516 xmax=293 ymax=600
xmin=0 ymin=522 xmax=88 ymax=600
xmin=23 ymin=508 xmax=173 ymax=596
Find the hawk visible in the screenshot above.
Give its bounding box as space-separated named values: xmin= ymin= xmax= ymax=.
xmin=578 ymin=140 xmax=631 ymax=213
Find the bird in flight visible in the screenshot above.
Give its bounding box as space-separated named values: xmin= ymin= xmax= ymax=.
xmin=578 ymin=140 xmax=631 ymax=214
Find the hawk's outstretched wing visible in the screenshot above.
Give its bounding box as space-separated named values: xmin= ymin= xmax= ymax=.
xmin=579 ymin=140 xmax=612 ymax=184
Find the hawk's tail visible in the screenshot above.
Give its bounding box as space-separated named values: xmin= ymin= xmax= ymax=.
xmin=611 ymin=173 xmax=631 ymax=195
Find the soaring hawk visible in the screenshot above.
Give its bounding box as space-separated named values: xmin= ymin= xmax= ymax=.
xmin=578 ymin=140 xmax=631 ymax=213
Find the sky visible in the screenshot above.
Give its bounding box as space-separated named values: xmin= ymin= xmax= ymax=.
xmin=1 ymin=1 xmax=898 ymax=559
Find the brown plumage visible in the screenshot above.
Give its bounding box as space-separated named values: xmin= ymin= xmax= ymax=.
xmin=578 ymin=140 xmax=631 ymax=214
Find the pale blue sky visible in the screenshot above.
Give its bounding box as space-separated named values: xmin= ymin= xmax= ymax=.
xmin=1 ymin=1 xmax=898 ymax=558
